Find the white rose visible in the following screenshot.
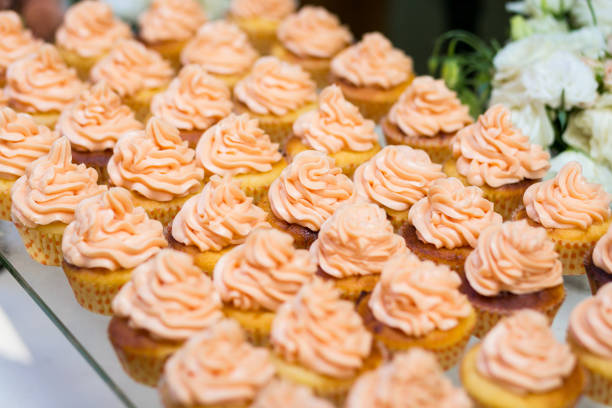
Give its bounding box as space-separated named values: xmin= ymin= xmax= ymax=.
xmin=510 ymin=103 xmax=556 ymax=148
xmin=571 ymin=0 xmax=612 ymax=36
xmin=527 ymin=15 xmax=569 ymax=35
xmin=563 ymin=107 xmax=612 ymax=169
xmin=522 ymin=51 xmax=598 ymax=109
xmin=548 ymin=150 xmax=612 ymax=194
xmin=507 ymin=0 xmax=576 ymax=16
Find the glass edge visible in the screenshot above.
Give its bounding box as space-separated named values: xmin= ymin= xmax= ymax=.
xmin=0 ymin=251 xmax=136 ymax=408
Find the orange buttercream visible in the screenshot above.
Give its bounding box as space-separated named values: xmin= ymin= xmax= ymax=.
xmin=0 ymin=107 xmax=59 ymax=179
xmin=234 ymin=56 xmax=316 ymax=116
xmin=408 ymin=177 xmax=502 ymax=249
xmin=569 ymin=282 xmax=612 ymax=359
xmin=593 ymin=227 xmax=612 ymax=275
xmin=271 ymin=279 xmax=372 ymax=378
xmin=292 ymin=85 xmax=376 ymax=154
xmin=268 ymin=150 xmax=356 ymax=231
xmin=11 ymin=137 xmax=106 ymax=227
xmin=107 ymin=117 xmax=203 ymax=202
xmin=251 ymin=380 xmax=334 ymax=408
xmin=353 ymin=145 xmax=445 ymax=211
xmin=229 ymin=0 xmax=295 ymax=21
xmin=171 ymin=175 xmax=269 ymax=252
xmin=0 ymin=11 xmax=41 ymax=76
xmin=477 ymin=310 xmax=575 ymax=394
xmin=523 ymin=162 xmax=612 ymax=229
xmin=139 ymin=0 xmax=206 ymax=44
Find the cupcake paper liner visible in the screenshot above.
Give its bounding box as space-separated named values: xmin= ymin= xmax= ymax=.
xmin=131 ymin=190 xmax=198 ymax=227
xmin=232 ymin=158 xmax=287 ymax=205
xmin=384 ymin=132 xmax=453 ymax=165
xmin=146 ymin=40 xmax=185 ymax=71
xmin=322 ymin=272 xmax=380 ymax=301
xmin=0 ymin=178 xmax=14 ymax=221
xmin=158 ymin=376 xmax=250 ymax=408
xmin=223 ymin=307 xmax=274 ymax=347
xmin=232 ymin=17 xmax=278 ymax=55
xmin=30 ymin=111 xmax=60 ymax=129
xmin=57 ymin=46 xmax=99 ymax=80
xmin=15 ymin=222 xmax=65 ymax=266
xmin=554 ymin=237 xmax=597 ymax=276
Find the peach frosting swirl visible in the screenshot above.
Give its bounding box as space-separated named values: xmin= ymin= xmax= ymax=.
xmin=346 ymin=349 xmax=473 ymax=408
xmin=465 ymin=221 xmax=563 ymax=296
xmin=0 ymin=11 xmax=41 ymax=75
xmin=569 ymin=282 xmax=612 ymax=359
xmin=5 ymin=45 xmax=84 ymax=113
xmin=388 ymin=76 xmax=472 ymax=137
xmin=107 ymin=118 xmax=203 ymax=202
xmin=271 ymin=279 xmax=372 ymax=379
xmin=277 ymin=6 xmax=352 ymax=59
xmin=523 ymin=162 xmax=612 ymax=229
xmin=330 ymin=32 xmax=413 ymax=89
xmin=57 ymin=82 xmax=142 ymax=152
xmin=112 ymin=249 xmax=223 ymax=341
xmin=11 ymin=137 xmax=106 ymax=228
xmin=452 ymin=105 xmax=550 ymax=188
xmin=292 ymin=85 xmax=376 ymax=154
xmin=62 ymin=187 xmax=167 ymax=270
xmin=268 ymin=150 xmax=356 ymax=231
xmin=196 ymin=113 xmax=281 ymax=176
xmin=311 ymin=202 xmax=406 ymax=278
xmin=593 ymin=228 xmax=612 ymax=275
xmin=151 ymin=65 xmax=232 ymax=132
xmin=90 ymin=40 xmax=173 ymax=97
xmin=171 ymin=175 xmax=269 ymax=252
xmin=163 ymin=319 xmax=275 ymax=406
xmin=139 ymin=0 xmax=206 ymax=44
xmin=0 ymin=107 xmax=59 ymax=179
xmin=213 ymin=227 xmax=316 ymax=311
xmin=369 ymin=252 xmax=472 ymax=336
xmin=229 ymin=0 xmax=295 ymax=21
xmin=180 ymin=21 xmax=258 ymax=76
xmin=354 ymin=145 xmax=445 ymax=212
xmin=56 ymin=1 xmax=131 ymax=58
xmin=0 ymin=89 xmax=7 ymax=106
xmin=251 ymin=380 xmax=334 ymax=408
xmin=408 ymin=177 xmax=502 ymax=249
xmin=477 ymin=310 xmax=575 ymax=394
xmin=234 ymin=56 xmax=316 ymax=116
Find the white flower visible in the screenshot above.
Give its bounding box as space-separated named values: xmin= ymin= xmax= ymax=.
xmin=522 ymin=51 xmax=598 ymax=109
xmin=527 ymin=15 xmax=569 ymax=34
xmin=508 ymin=0 xmax=576 ymax=16
xmin=563 ymin=106 xmax=612 ymax=169
xmin=605 ymin=60 xmax=612 ymax=92
xmin=548 ymin=150 xmax=612 ymax=194
xmin=510 ymin=103 xmax=556 ymax=148
xmin=571 ymin=0 xmax=612 ymax=36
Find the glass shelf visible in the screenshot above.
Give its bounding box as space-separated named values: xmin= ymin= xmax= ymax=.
xmin=0 ymin=218 xmax=606 ymax=408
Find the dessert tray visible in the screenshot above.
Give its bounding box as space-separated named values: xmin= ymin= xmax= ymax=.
xmin=0 ymin=218 xmax=605 ymax=407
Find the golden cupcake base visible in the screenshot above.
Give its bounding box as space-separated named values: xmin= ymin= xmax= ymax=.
xmin=568 ymin=337 xmax=612 ymax=406
xmin=158 ymin=376 xmax=249 ymax=408
xmin=317 ymin=268 xmax=380 ymax=301
xmin=15 ymin=221 xmax=66 ymax=266
xmin=25 ymin=111 xmax=61 ymax=129
xmin=584 ymin=249 xmax=612 ymax=295
xmin=270 ymin=42 xmax=332 ymax=89
xmin=56 ymin=45 xmax=102 ymax=80
xmin=229 ymin=15 xmax=279 ymax=55
xmin=62 ymin=260 xmax=132 ymax=315
xmin=0 ymin=177 xmax=15 ymax=220
xmin=130 ymin=188 xmax=201 ymax=227
xmin=384 ymin=207 xmax=410 ymax=232
xmin=124 ymin=87 xmax=168 ymax=122
xmin=223 ymin=307 xmax=274 ymax=346
xmin=108 ymin=316 xmax=182 ymax=387
xmin=145 ymin=40 xmax=186 ymax=70
xmin=461 ymin=345 xmax=585 ymax=408
xmin=259 ymin=196 xmax=318 ymax=249
xmin=231 ymin=158 xmax=288 ymax=204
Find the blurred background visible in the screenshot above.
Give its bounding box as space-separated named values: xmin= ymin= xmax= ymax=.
xmin=0 ymin=1 xmax=510 ymax=407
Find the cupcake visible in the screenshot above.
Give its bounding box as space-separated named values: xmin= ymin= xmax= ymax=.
xmin=5 ymin=45 xmax=84 ymax=128
xmin=286 ymin=84 xmax=380 ymax=177
xmin=265 ymin=150 xmax=356 ymax=249
xmin=381 ymin=75 xmax=473 ymax=164
xmin=346 ymin=349 xmax=473 ymax=408
xmin=567 ymin=282 xmax=612 ymax=405
xmin=586 ymin=227 xmax=612 ymax=294
xmin=109 ymin=249 xmax=223 ymax=386
xmin=402 ymin=177 xmax=502 ymax=274
xmin=444 ymin=105 xmax=550 ymax=219
xmin=107 ymin=117 xmax=204 ymax=226
xmin=353 ymin=145 xmax=446 ymax=230
xmin=461 ymin=310 xmax=584 ymax=408
xmin=228 ymin=0 xmax=296 ymax=54
xmin=11 ymin=137 xmax=106 ymax=266
xmin=357 ymin=252 xmax=476 ymax=370
xmin=330 ymin=32 xmax=413 ymax=122
xmin=168 ymin=175 xmax=270 ymax=275
xmin=138 ymin=0 xmax=207 ymax=68
xmin=272 ymin=6 xmax=352 ymax=88
xmin=234 ymin=56 xmax=316 ymax=145
xmin=90 ymin=39 xmax=173 ymax=121
xmin=61 ymin=187 xmax=167 ymax=314
xmin=195 ymin=113 xmax=285 ymax=203
xmin=516 ymin=161 xmax=612 ymax=275
xmin=251 ymin=379 xmax=334 ymax=408
xmin=463 ymin=220 xmax=565 ymax=338
xmin=56 ymin=81 xmax=143 ymax=182
xmin=55 ymin=1 xmax=131 ymax=79
xmin=311 ymin=202 xmax=407 ymax=300
xmin=0 ymin=107 xmax=59 ymax=220
xmin=0 ymin=11 xmax=41 ymax=86
xmin=158 ymin=319 xmax=275 ymax=408
xmin=270 ymin=279 xmax=376 ymax=404
xmin=180 ymin=21 xmax=258 ymax=90
xmin=150 ymin=65 xmax=232 ymax=149
xmin=213 ymin=227 xmax=316 ymax=345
